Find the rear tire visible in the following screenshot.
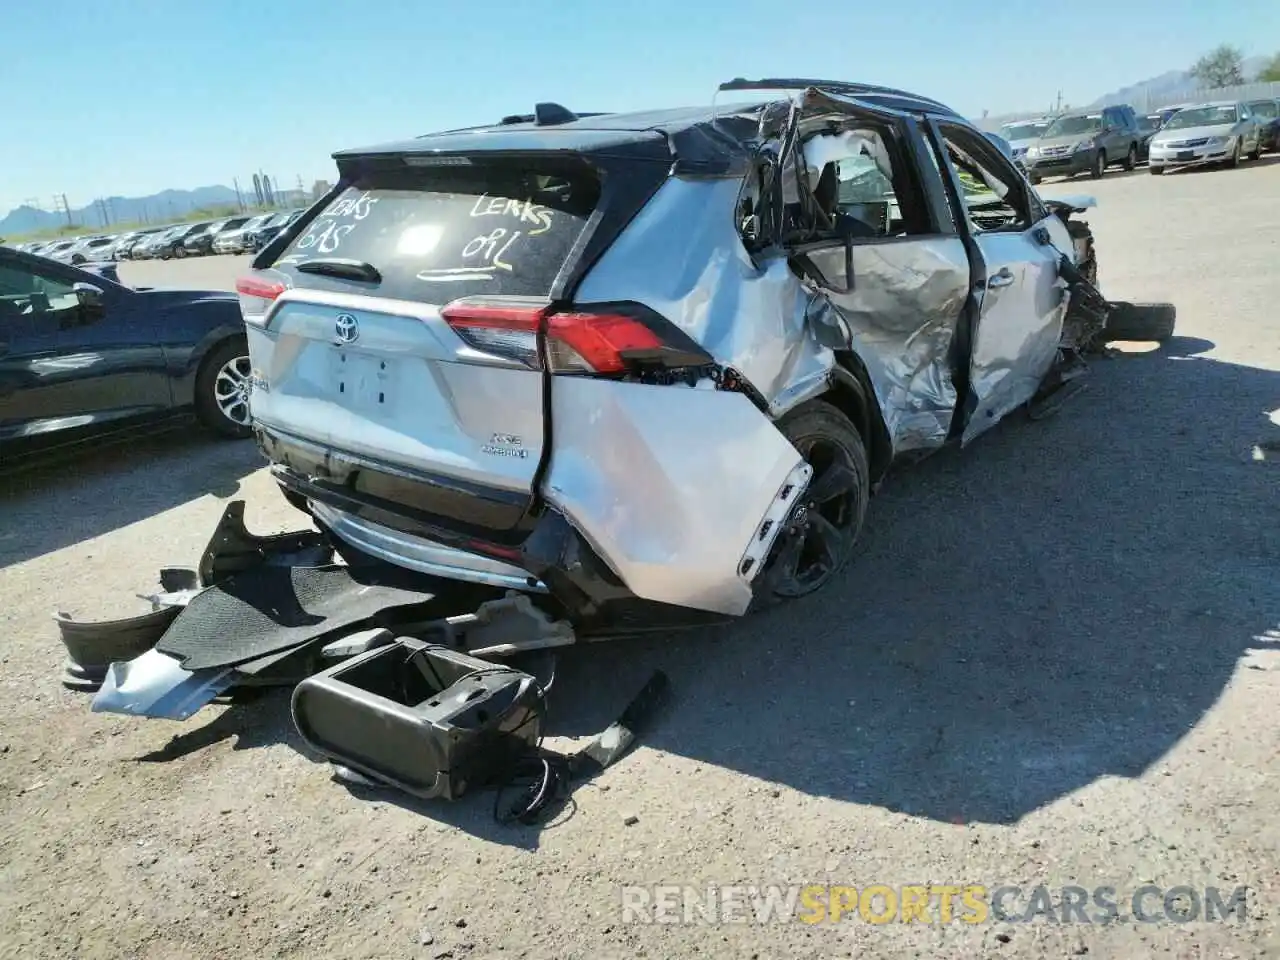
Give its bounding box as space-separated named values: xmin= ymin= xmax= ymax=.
xmin=1123 ymin=143 xmax=1137 ymax=171
xmin=1228 ymin=142 xmax=1242 ymax=168
xmin=750 ymin=401 xmax=869 ymax=611
xmin=194 ymin=337 xmax=253 ymax=439
xmin=174 ymin=246 xmax=187 ymax=258
xmin=1091 ymin=149 xmax=1106 ymax=179
xmin=1103 ymin=301 xmax=1176 ymax=342
xmin=1249 ymin=140 xmax=1262 ymax=161
xmin=1150 ymin=166 xmax=1165 ymax=175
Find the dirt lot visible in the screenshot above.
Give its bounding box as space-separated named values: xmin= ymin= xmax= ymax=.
xmin=2 ymin=161 xmax=1279 ymax=959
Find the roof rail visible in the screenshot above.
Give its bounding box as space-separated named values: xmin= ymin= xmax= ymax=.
xmin=718 ymin=77 xmax=955 ymax=115
xmin=498 ymin=105 xmax=613 ymax=127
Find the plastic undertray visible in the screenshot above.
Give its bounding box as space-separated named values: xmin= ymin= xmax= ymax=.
xmin=291 ymin=639 xmax=544 ymax=800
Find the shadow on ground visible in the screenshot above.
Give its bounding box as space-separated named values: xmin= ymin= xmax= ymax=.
xmin=541 ymin=336 xmax=1279 ymax=828
xmin=0 ymin=425 xmax=262 ymax=568
xmin=125 ymin=337 xmax=1280 ymax=843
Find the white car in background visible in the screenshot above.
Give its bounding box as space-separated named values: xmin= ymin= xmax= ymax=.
xmin=1148 ymin=101 xmax=1263 ymax=174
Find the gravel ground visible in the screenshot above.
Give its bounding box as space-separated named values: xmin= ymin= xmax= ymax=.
xmin=2 ymin=160 xmax=1278 ymax=959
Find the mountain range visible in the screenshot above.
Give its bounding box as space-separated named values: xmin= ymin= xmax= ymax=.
xmin=1091 ymin=55 xmax=1271 ymax=108
xmin=0 ymin=183 xmax=318 ymax=239
xmin=0 ymin=186 xmax=243 ymax=237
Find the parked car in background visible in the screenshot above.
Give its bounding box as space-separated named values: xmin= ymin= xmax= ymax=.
xmin=0 ymin=245 xmax=253 ymax=452
xmin=148 ymin=222 xmax=214 ymax=259
xmin=1023 ymin=104 xmax=1143 ymax=182
xmin=1135 ymin=113 xmax=1166 ymax=161
xmin=39 ymin=239 xmax=80 ymax=262
xmin=239 ymin=80 xmax=1169 ymax=632
xmin=1152 ymin=104 xmax=1192 ymax=127
xmin=84 ymin=234 xmax=132 ymax=263
xmin=999 ymin=116 xmax=1053 ymax=163
xmin=114 ymin=227 xmax=167 ymax=259
xmin=213 ymin=213 xmax=273 ymax=255
xmin=247 ymin=209 xmax=304 ymax=252
xmin=130 ymin=229 xmax=168 ymax=260
xmin=1244 ymin=98 xmax=1280 ymax=151
xmin=1148 ymin=101 xmax=1263 ymax=174
xmin=984 ymin=130 xmax=1030 ymax=178
xmin=183 ymin=217 xmax=251 ymax=257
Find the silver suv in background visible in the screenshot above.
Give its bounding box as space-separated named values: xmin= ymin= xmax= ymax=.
xmin=1023 ymin=104 xmax=1142 ymax=183
xmin=237 ymin=81 xmax=1168 ymax=636
xmin=999 ymin=116 xmax=1053 ymax=164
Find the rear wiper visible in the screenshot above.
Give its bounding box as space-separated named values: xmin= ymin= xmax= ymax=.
xmin=295 ymin=258 xmax=382 ymax=283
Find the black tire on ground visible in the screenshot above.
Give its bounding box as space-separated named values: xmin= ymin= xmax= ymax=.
xmin=1249 ymin=141 xmax=1262 ymax=161
xmin=1091 ymin=149 xmax=1106 ymax=179
xmin=1103 ymin=301 xmax=1177 ymax=342
xmin=1123 ymin=144 xmax=1137 ymax=171
xmin=1228 ymin=142 xmax=1242 ymax=168
xmin=174 ymin=246 xmax=187 ymax=258
xmin=194 ymin=337 xmax=253 ymax=439
xmin=750 ymin=401 xmax=870 ymax=611
xmin=1150 ymin=165 xmax=1164 ymax=175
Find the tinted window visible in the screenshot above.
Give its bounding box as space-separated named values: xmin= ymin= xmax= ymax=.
xmin=272 ymin=160 xmax=601 ymax=303
xmin=1002 ymin=122 xmax=1048 ymax=140
xmin=1165 ymin=105 xmax=1238 ymax=129
xmin=1044 ymin=114 xmax=1103 ymax=137
xmin=1247 ymin=100 xmax=1278 ymax=120
xmin=0 ymin=261 xmax=77 ymax=317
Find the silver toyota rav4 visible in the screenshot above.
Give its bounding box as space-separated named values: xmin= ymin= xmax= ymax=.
xmin=237 ymin=79 xmax=1170 ymax=638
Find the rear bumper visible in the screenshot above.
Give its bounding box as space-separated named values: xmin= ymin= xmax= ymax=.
xmin=308 ymin=500 xmax=544 ymax=592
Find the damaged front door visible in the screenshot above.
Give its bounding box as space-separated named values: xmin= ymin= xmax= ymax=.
xmin=931 ymin=122 xmax=1068 ymax=445
xmin=781 ymin=100 xmax=972 ymax=455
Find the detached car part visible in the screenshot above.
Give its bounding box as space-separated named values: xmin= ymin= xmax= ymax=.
xmin=292 ymin=640 xmax=546 ymax=800
xmin=54 ymin=606 xmax=183 ymax=691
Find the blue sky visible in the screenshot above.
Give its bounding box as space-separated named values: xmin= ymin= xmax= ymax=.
xmin=2 ymin=0 xmax=1277 ymax=215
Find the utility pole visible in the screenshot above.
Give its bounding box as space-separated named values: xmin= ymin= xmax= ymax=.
xmin=1054 ymin=90 xmax=1063 ymax=114
xmin=233 ymin=177 xmax=245 ymax=212
xmin=55 ymin=193 xmax=73 ymax=226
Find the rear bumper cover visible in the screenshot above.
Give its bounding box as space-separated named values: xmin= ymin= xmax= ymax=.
xmin=258 ymin=381 xmax=809 ymax=620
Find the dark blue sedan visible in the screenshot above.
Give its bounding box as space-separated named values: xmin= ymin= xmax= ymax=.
xmin=0 ymin=247 xmax=251 ymax=452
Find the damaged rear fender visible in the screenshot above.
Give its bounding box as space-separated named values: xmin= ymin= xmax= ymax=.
xmin=541 ymin=378 xmax=810 ymax=617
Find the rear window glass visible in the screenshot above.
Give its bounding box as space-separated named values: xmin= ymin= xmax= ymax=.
xmin=272 ymin=161 xmax=600 ymax=302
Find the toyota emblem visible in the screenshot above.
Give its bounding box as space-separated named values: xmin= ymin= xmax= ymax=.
xmin=334 ymin=313 xmax=359 ymax=344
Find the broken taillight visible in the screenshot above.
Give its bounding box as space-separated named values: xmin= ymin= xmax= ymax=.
xmin=440 ymin=299 xmax=712 ymax=375
xmin=235 ymin=276 xmax=286 ymax=325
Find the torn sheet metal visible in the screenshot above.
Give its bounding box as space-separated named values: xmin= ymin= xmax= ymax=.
xmin=91 ymin=648 xmax=236 ymax=720
xmin=571 ymin=177 xmax=836 ymax=419
xmin=808 ymin=238 xmax=971 ymax=453
xmin=544 ymin=377 xmax=806 ymax=616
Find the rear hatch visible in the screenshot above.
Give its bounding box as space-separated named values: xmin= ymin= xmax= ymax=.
xmin=241 ymin=148 xmax=664 ymax=537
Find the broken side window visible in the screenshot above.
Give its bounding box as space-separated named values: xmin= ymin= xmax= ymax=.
xmin=798 ymin=125 xmax=931 ymax=242
xmin=937 ymin=126 xmax=1033 ymax=234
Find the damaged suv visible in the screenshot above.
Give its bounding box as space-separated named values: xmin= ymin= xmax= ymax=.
xmin=238 ymin=79 xmax=1169 ymax=638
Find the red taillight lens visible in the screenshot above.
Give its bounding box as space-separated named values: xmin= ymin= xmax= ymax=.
xmin=235 ymin=276 xmax=286 ymax=325
xmin=545 ymin=312 xmax=665 ymax=374
xmin=441 ymin=299 xmax=712 ymax=375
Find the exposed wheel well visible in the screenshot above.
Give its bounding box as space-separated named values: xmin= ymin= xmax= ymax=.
xmin=823 ymin=359 xmax=892 ymax=483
